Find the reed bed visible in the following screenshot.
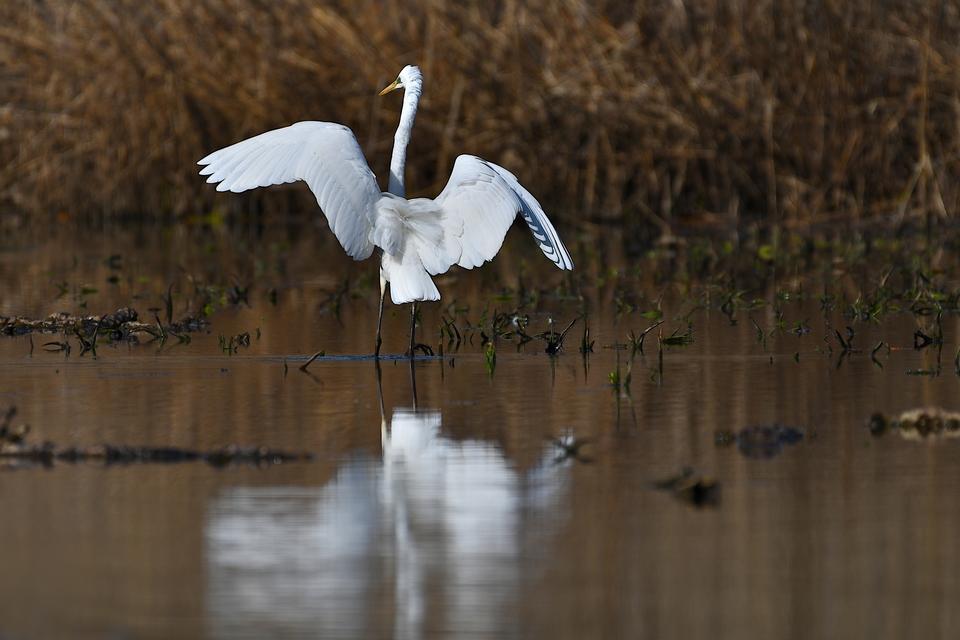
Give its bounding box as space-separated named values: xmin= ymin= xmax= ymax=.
xmin=2 ymin=0 xmax=959 ymax=233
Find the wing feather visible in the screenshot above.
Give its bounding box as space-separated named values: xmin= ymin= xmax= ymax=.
xmin=434 ymin=155 xmax=573 ymax=272
xmin=199 ymin=121 xmax=380 ymax=260
xmin=485 ymin=162 xmax=574 ymax=270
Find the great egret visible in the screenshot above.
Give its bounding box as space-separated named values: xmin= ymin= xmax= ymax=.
xmin=199 ymin=65 xmax=573 ymax=357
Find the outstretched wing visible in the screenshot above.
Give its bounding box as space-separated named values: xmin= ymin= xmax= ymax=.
xmin=199 ymin=121 xmax=381 ymax=260
xmin=485 ymin=162 xmax=574 ymax=270
xmin=433 ymin=155 xmax=574 ymax=272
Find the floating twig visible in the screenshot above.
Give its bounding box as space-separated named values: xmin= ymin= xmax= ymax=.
xmin=299 ymin=350 xmax=325 ymax=372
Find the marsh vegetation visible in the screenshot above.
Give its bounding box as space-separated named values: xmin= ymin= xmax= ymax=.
xmin=3 ymin=0 xmax=960 ymax=238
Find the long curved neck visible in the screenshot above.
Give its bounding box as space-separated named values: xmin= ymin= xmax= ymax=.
xmin=387 ymin=77 xmax=422 ymax=198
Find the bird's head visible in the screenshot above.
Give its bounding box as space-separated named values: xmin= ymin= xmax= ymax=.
xmin=379 ymin=65 xmax=423 ymax=97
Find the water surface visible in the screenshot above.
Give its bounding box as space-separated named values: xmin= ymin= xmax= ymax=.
xmin=1 ymin=222 xmax=959 ymax=639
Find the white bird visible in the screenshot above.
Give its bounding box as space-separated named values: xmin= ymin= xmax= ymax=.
xmin=199 ymin=65 xmax=573 ymax=357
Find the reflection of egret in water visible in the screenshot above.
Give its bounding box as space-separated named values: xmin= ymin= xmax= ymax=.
xmin=205 ymin=403 xmax=569 ymax=638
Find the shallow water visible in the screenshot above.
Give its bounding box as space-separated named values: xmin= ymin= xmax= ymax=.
xmin=2 ymin=221 xmax=960 ymax=639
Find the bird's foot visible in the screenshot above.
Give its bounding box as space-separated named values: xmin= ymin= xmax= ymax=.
xmin=405 ymin=343 xmax=435 ymax=358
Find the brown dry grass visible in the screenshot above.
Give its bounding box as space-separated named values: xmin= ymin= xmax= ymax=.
xmin=1 ymin=0 xmax=959 ymax=233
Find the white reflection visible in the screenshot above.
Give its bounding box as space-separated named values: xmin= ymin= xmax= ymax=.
xmin=205 ymin=409 xmax=569 ymax=640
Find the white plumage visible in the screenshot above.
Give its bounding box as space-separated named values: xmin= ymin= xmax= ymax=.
xmin=199 ymin=65 xmax=573 ymax=355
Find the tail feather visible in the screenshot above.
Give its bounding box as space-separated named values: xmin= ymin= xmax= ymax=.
xmin=381 ymin=252 xmax=440 ymax=304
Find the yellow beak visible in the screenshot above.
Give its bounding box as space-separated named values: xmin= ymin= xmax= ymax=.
xmin=379 ymin=78 xmax=401 ymax=96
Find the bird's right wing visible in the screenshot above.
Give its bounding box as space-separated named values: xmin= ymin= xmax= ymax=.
xmin=199 ymin=121 xmax=380 ymax=260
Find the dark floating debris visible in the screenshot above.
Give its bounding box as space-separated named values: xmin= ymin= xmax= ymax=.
xmin=0 ymin=406 xmax=28 ymax=444
xmin=0 ymin=406 xmax=311 ymax=471
xmin=99 ymin=307 xmax=139 ymax=330
xmin=715 ymin=424 xmax=807 ymax=459
xmin=2 ymin=442 xmax=312 ymax=471
xmin=0 ymin=307 xmax=207 ymax=340
xmin=653 ymin=468 xmax=721 ymax=508
xmin=866 ymin=407 xmax=960 ymax=439
xmin=225 ymin=284 xmax=250 ymax=306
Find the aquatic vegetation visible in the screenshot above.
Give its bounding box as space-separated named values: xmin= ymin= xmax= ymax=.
xmin=542 ymin=317 xmax=578 ymax=355
xmin=438 ymin=303 xmax=583 ymax=358
xmin=484 ymin=341 xmax=496 ymax=378
xmin=439 ymin=315 xmax=464 ymax=352
xmin=579 ymin=322 xmax=594 ymax=354
xmin=607 ymin=352 xmax=631 ymax=393
xmin=787 ymin=319 xmax=811 ymax=335
xmin=219 ymin=332 xmax=251 ymax=353
xmin=749 ymin=317 xmax=768 ymax=350
xmin=627 ymin=321 xmax=663 ymax=356
xmin=824 ymin=320 xmax=858 ymax=355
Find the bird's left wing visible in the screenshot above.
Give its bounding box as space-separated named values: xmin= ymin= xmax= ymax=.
xmin=199 ymin=121 xmax=381 ymax=260
xmin=432 ymin=155 xmax=573 ymax=272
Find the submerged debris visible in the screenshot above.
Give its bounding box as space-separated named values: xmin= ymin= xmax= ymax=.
xmin=1 ymin=442 xmax=311 ymax=471
xmin=1 ymin=311 xmax=102 ymax=336
xmin=653 ymin=468 xmax=721 ymax=507
xmin=866 ymin=408 xmax=960 ymax=439
xmin=715 ymin=424 xmax=807 ymax=459
xmin=0 ymin=406 xmax=311 ymax=471
xmin=0 ymin=307 xmax=207 ymax=341
xmin=99 ymin=307 xmax=139 ymax=329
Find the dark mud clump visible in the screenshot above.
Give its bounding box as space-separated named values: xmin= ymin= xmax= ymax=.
xmin=715 ymin=424 xmax=808 ymax=459
xmin=653 ymin=468 xmax=721 ymax=508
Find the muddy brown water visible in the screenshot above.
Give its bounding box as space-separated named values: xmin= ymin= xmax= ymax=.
xmin=1 ymin=222 xmax=960 ymax=639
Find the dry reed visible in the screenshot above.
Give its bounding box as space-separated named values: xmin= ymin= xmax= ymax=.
xmin=1 ymin=0 xmax=959 ymax=234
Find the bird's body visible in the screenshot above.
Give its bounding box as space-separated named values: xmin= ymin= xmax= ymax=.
xmin=199 ymin=65 xmax=572 ymax=355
